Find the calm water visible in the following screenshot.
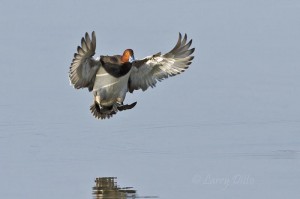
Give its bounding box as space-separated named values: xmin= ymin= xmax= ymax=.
xmin=1 ymin=0 xmax=300 ymax=199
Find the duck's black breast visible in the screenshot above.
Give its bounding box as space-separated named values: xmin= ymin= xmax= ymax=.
xmin=100 ymin=55 xmax=132 ymax=78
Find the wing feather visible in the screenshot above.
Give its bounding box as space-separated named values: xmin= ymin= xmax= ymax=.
xmin=69 ymin=31 xmax=101 ymax=91
xmin=129 ymin=33 xmax=195 ymax=92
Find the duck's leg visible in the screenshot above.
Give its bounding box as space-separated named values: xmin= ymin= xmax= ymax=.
xmin=116 ymin=102 xmax=137 ymax=111
xmin=114 ymin=97 xmax=137 ymax=111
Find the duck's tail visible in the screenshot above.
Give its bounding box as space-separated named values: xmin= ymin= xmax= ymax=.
xmin=90 ymin=102 xmax=116 ymax=119
xmin=90 ymin=101 xmax=137 ymax=119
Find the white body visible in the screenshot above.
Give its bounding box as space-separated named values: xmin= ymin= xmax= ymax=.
xmin=93 ymin=67 xmax=132 ymax=106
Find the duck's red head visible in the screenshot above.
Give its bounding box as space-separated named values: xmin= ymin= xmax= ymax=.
xmin=121 ymin=49 xmax=135 ymax=63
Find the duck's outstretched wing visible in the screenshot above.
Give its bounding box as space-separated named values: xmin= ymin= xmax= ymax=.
xmin=69 ymin=31 xmax=101 ymax=91
xmin=128 ymin=33 xmax=194 ymax=93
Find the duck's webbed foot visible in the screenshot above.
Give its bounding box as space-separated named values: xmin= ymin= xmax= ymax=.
xmin=116 ymin=101 xmax=137 ymax=111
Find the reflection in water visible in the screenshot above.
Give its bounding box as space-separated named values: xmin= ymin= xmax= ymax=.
xmin=93 ymin=177 xmax=156 ymax=199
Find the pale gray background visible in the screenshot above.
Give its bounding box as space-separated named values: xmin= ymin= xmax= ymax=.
xmin=0 ymin=0 xmax=300 ymax=198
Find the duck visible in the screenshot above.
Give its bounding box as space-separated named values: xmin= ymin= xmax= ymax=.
xmin=69 ymin=31 xmax=195 ymax=119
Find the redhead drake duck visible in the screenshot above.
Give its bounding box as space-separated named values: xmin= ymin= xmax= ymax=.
xmin=69 ymin=31 xmax=194 ymax=119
